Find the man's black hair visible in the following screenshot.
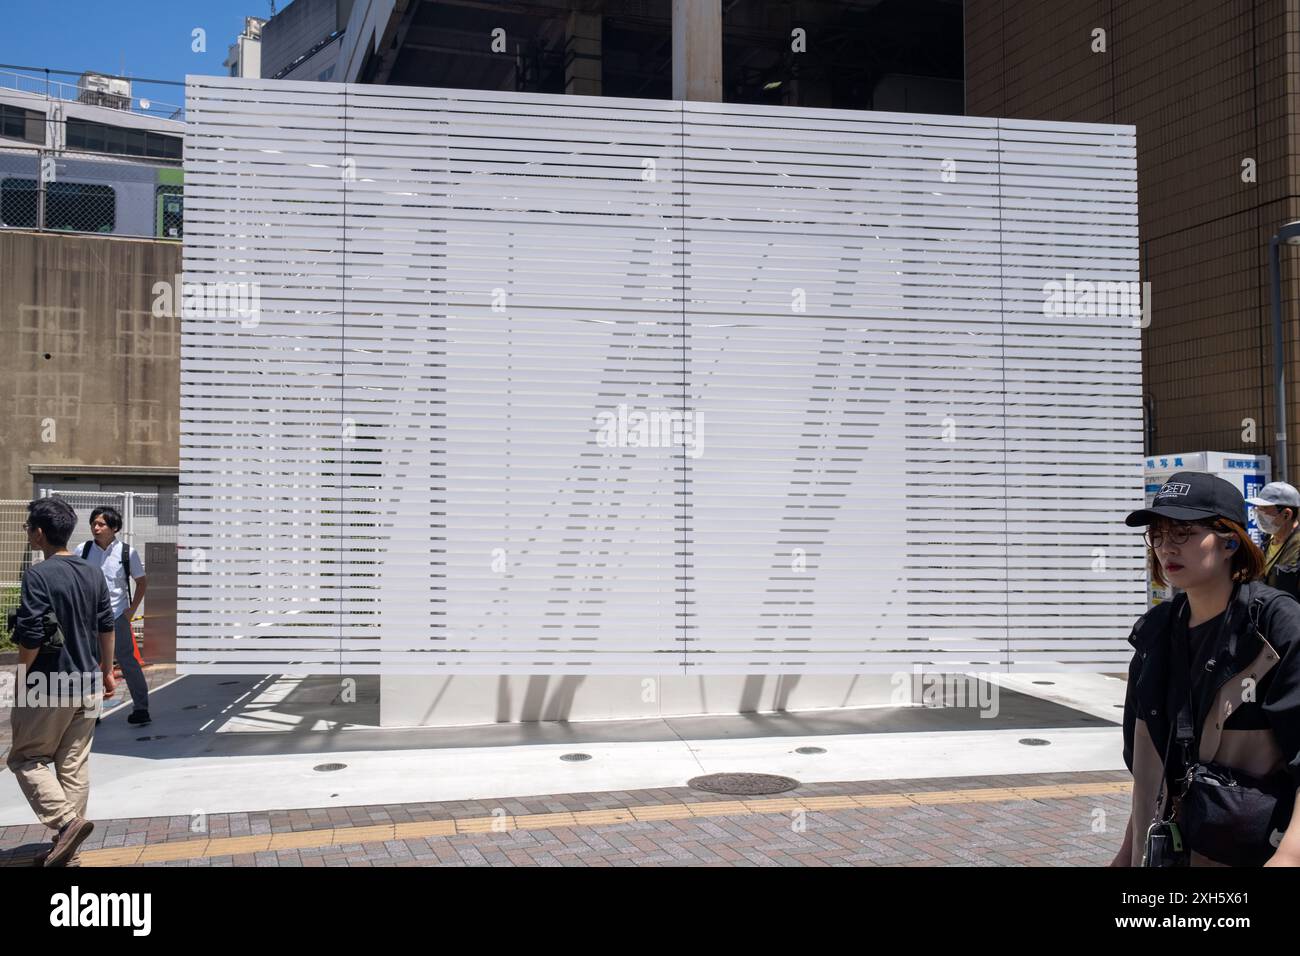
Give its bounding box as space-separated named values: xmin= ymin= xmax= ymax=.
xmin=90 ymin=506 xmax=123 ymax=533
xmin=26 ymin=497 xmax=77 ymax=549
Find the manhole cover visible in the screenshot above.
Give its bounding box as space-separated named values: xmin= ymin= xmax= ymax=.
xmin=1032 ymin=680 xmax=1055 ymax=686
xmin=135 ymin=735 xmax=168 ymax=742
xmin=1019 ymin=738 xmax=1051 ymax=747
xmin=182 ymin=704 xmax=205 ymax=711
xmin=560 ymin=753 xmax=592 ymax=762
xmin=313 ymin=763 xmax=347 ymax=772
xmin=688 ymin=773 xmax=799 ymax=795
xmin=218 ymin=680 xmax=240 ymax=686
xmin=794 ymin=746 xmax=826 ymax=755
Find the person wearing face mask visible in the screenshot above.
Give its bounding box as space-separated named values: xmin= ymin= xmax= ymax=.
xmin=1111 ymin=471 xmax=1300 ymax=867
xmin=1247 ymin=482 xmax=1300 ymax=600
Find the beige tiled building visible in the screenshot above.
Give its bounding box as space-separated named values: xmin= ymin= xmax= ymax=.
xmin=966 ymin=0 xmax=1300 ymax=480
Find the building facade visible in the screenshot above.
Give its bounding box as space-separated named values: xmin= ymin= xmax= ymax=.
xmin=966 ymin=0 xmax=1300 ymax=481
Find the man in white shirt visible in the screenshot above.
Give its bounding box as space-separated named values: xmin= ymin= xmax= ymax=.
xmin=79 ymin=506 xmax=150 ymax=725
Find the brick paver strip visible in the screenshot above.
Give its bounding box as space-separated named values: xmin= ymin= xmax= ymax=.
xmin=0 ymin=776 xmax=1128 ymax=867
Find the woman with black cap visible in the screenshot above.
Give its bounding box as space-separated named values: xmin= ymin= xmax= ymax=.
xmin=1112 ymin=471 xmax=1300 ymax=866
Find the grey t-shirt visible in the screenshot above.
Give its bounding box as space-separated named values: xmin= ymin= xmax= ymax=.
xmin=14 ymin=554 xmax=114 ymax=683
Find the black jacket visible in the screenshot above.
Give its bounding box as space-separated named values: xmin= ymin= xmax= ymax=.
xmin=1121 ymin=580 xmax=1300 ymax=864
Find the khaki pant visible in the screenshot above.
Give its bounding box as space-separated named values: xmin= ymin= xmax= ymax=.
xmin=6 ymin=697 xmax=98 ymax=831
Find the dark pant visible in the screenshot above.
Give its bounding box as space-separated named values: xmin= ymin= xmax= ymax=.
xmin=114 ymin=613 xmax=148 ymax=712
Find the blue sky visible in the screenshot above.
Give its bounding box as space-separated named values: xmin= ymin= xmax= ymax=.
xmin=0 ymin=0 xmax=267 ymax=109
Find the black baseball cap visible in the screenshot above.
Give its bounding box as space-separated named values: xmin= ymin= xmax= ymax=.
xmin=1125 ymin=471 xmax=1248 ymax=527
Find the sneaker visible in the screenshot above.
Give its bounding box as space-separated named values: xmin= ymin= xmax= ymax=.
xmin=127 ymin=709 xmax=151 ymax=726
xmin=45 ymin=818 xmax=93 ymax=867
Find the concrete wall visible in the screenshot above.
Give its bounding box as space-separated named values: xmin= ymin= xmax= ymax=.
xmin=0 ymin=230 xmax=181 ymax=500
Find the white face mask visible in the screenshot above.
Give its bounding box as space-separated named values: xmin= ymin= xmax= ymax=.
xmin=1258 ymin=511 xmax=1284 ymax=535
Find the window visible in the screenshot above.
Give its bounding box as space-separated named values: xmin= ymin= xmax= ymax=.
xmin=0 ymin=104 xmax=41 ymax=142
xmin=156 ymin=185 xmax=182 ymax=238
xmin=47 ymin=182 xmax=114 ymax=232
xmin=66 ymin=118 xmax=181 ymax=160
xmin=1 ymin=178 xmax=116 ymax=232
xmin=0 ymin=177 xmax=39 ymax=227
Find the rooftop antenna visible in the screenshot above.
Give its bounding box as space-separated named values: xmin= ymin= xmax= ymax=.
xmin=270 ymin=1 xmax=277 ymax=15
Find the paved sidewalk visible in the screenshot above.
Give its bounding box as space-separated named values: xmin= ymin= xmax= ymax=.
xmin=0 ymin=769 xmax=1131 ymax=867
xmin=0 ymin=661 xmax=175 ymax=761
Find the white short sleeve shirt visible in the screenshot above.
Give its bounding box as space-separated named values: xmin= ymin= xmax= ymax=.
xmin=80 ymin=539 xmax=146 ymax=619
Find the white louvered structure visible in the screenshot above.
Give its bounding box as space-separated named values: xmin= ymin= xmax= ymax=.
xmin=180 ymin=77 xmax=1144 ymax=676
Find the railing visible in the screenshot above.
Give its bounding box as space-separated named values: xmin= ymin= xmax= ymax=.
xmin=0 ymin=68 xmax=184 ymax=122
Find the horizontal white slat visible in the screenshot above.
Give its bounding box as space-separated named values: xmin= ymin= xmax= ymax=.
xmin=181 ymin=81 xmax=1144 ymax=675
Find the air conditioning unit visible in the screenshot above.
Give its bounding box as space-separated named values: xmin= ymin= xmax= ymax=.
xmin=77 ymin=72 xmax=132 ymax=110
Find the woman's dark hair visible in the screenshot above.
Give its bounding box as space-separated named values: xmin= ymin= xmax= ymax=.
xmin=90 ymin=506 xmax=123 ymax=533
xmin=26 ymin=497 xmax=77 ymax=549
xmin=1149 ymin=517 xmax=1265 ymax=588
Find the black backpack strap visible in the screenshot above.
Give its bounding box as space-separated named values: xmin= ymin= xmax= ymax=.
xmin=81 ymin=541 xmax=92 ymax=559
xmin=122 ymin=541 xmax=132 ymax=607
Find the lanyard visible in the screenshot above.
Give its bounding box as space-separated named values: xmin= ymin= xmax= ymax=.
xmin=1152 ymin=595 xmax=1232 ymax=821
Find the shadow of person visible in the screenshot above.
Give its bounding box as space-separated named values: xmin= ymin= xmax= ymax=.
xmin=0 ymin=842 xmax=48 ymax=867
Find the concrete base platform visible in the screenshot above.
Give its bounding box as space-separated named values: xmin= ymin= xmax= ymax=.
xmin=0 ymin=672 xmax=1129 ymax=825
xmin=380 ymin=673 xmax=903 ymax=726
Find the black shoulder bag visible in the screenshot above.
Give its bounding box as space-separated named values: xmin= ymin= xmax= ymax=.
xmin=4 ymin=573 xmax=66 ymax=655
xmin=1173 ymin=594 xmax=1295 ymax=866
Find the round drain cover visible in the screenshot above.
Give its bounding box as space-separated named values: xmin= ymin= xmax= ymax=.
xmin=135 ymin=735 xmax=167 ymax=741
xmin=688 ymin=773 xmax=799 ymax=795
xmin=1019 ymin=738 xmax=1051 ymax=747
xmin=314 ymin=763 xmax=347 ymax=772
xmin=182 ymin=704 xmax=205 ymax=711
xmin=218 ymin=680 xmax=240 ymax=686
xmin=1032 ymin=680 xmax=1055 ymax=686
xmin=560 ymin=753 xmax=592 ymax=762
xmin=794 ymin=746 xmax=826 ymax=755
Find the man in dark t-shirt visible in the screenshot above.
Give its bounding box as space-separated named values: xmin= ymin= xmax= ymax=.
xmin=6 ymin=498 xmax=116 ymax=867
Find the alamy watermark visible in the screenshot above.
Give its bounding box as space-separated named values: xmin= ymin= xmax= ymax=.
xmin=1042 ymin=274 xmax=1150 ymax=328
xmin=0 ymin=667 xmax=107 ymax=714
xmin=890 ymin=667 xmax=1000 ymax=718
xmin=595 ymin=404 xmax=704 ymax=459
xmin=152 ymin=273 xmax=261 ymax=328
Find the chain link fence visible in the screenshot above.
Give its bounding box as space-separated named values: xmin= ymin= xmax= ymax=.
xmin=0 ymin=500 xmax=30 ymax=642
xmin=2 ymin=492 xmax=178 ymax=660
xmin=0 ymin=144 xmax=182 ymax=239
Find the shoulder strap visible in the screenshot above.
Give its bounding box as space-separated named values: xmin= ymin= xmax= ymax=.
xmin=1248 ymin=589 xmax=1273 ymax=636
xmin=121 ymin=541 xmax=132 ymax=606
xmin=1170 ymin=607 xmax=1198 ymax=771
xmin=81 ymin=541 xmax=92 ymax=559
xmin=1150 ymin=602 xmax=1188 ymax=822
